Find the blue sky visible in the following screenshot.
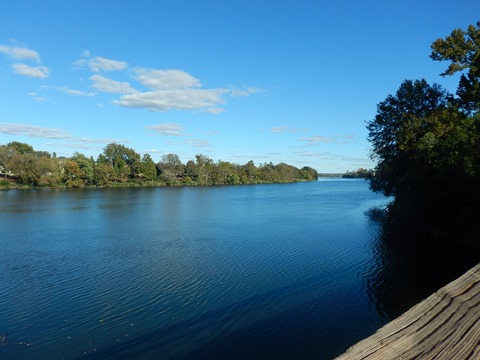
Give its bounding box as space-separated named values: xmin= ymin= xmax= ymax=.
xmin=0 ymin=1 xmax=478 ymax=172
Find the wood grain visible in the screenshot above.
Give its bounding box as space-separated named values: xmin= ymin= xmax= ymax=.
xmin=336 ymin=264 xmax=480 ymax=359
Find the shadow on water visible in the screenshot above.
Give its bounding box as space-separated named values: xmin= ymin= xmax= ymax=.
xmin=363 ymin=207 xmax=480 ymax=322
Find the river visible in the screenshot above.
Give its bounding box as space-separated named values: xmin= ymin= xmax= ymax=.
xmin=0 ymin=180 xmax=478 ymax=359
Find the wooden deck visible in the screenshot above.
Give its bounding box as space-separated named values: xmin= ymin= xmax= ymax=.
xmin=336 ymin=263 xmax=480 ymax=359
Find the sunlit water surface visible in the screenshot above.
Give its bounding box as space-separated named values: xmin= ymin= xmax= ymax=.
xmin=1 ymin=180 xmax=478 ymax=359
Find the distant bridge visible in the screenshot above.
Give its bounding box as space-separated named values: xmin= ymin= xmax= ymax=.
xmin=317 ymin=173 xmax=344 ymax=178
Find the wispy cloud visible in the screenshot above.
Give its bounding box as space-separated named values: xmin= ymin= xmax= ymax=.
xmin=78 ymin=137 xmax=127 ymax=144
xmin=294 ymin=150 xmax=371 ymax=164
xmin=94 ymin=66 xmax=256 ymax=113
xmin=8 ymin=47 xmax=259 ymax=113
xmin=147 ymin=148 xmax=163 ymax=154
xmin=271 ymin=126 xmax=310 ymax=133
xmin=0 ymin=44 xmax=40 ymax=61
xmin=12 ymin=63 xmax=49 ymax=79
xmin=203 ymin=107 xmax=225 ymax=114
xmin=299 ymin=134 xmax=355 ymax=145
xmin=28 ymin=92 xmax=48 ymax=102
xmin=0 ymin=42 xmax=49 ymax=79
xmin=148 ymin=124 xmax=190 ymax=137
xmin=294 ymin=150 xmax=339 ymax=159
xmin=228 ymin=87 xmax=262 ymax=97
xmin=117 ymin=87 xmax=227 ymax=112
xmin=46 ymin=86 xmax=95 ymax=97
xmin=45 ymin=142 xmax=104 ymax=151
xmin=134 ymin=69 xmax=201 ymax=90
xmin=0 ymin=123 xmax=129 ymax=147
xmin=0 ymin=123 xmax=71 ymax=139
xmin=75 ymin=51 xmax=128 ymax=72
xmin=90 ymin=74 xmax=138 ymax=94
xmin=111 ymin=68 xmax=229 ymax=112
xmin=184 ymin=139 xmax=211 ymax=148
xmin=229 ymin=152 xmax=278 ymax=162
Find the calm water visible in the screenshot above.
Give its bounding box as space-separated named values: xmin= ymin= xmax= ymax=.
xmin=1 ymin=180 xmax=478 ymax=359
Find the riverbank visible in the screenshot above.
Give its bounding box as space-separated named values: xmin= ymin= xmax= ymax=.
xmin=0 ymin=177 xmax=315 ymax=190
xmin=336 ymin=263 xmax=480 ymax=359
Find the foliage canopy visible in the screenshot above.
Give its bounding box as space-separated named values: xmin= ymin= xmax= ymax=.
xmin=0 ymin=141 xmax=318 ymax=189
xmin=368 ymin=22 xmax=480 ymax=245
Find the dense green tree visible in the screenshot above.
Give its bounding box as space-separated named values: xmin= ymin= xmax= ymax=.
xmin=275 ymin=162 xmax=297 ymax=182
xmin=0 ymin=145 xmax=17 ymax=178
xmin=139 ymin=154 xmax=157 ymax=181
xmin=243 ymin=160 xmax=259 ymax=182
xmin=368 ymin=22 xmax=480 ymax=243
xmin=184 ymin=160 xmax=198 ymax=183
xmin=94 ymin=162 xmax=114 ymax=187
xmin=299 ymin=166 xmax=319 ymax=180
xmin=431 ymin=22 xmax=480 ymax=113
xmin=157 ymin=153 xmax=184 ymax=184
xmin=40 ymin=157 xmax=62 ymax=186
xmin=102 ymin=143 xmax=141 ymax=181
xmin=71 ymin=152 xmax=95 ymax=184
xmin=7 ymin=141 xmax=34 ymax=154
xmin=257 ymin=162 xmax=275 ymax=183
xmin=0 ymin=142 xmax=318 ymax=188
xmin=367 ymin=79 xmax=451 ymax=196
xmin=214 ymin=161 xmax=240 ymax=185
xmin=367 ymin=80 xmax=477 ymax=220
xmin=63 ymin=159 xmax=86 ymax=188
xmin=195 ymin=154 xmax=214 ymax=185
xmin=9 ymin=151 xmax=57 ymax=186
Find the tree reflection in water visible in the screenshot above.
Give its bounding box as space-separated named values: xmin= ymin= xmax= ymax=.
xmin=363 ymin=208 xmax=480 ymax=322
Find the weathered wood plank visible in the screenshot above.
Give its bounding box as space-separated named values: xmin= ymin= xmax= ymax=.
xmin=336 ymin=263 xmax=480 ymax=360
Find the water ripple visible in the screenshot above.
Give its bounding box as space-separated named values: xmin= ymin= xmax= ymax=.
xmin=0 ymin=181 xmax=409 ymax=359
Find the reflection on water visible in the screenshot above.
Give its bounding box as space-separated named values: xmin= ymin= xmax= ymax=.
xmin=0 ymin=181 xmax=478 ymax=360
xmin=363 ymin=210 xmax=480 ymax=321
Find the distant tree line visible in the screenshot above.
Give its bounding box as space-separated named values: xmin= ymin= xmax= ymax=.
xmin=0 ymin=141 xmax=318 ymax=189
xmin=342 ymin=168 xmax=374 ymax=179
xmin=367 ymin=22 xmax=480 ymax=245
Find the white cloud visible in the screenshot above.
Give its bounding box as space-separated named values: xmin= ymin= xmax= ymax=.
xmin=195 ymin=129 xmax=219 ymax=136
xmin=75 ymin=52 xmax=128 ymax=72
xmin=75 ymin=58 xmax=259 ymax=113
xmin=203 ymin=107 xmax=225 ymax=114
xmin=47 ymin=86 xmax=95 ymax=97
xmin=28 ymin=92 xmax=48 ymax=102
xmin=0 ymin=44 xmax=40 ymax=61
xmin=229 ymin=87 xmax=262 ymax=97
xmin=117 ymin=88 xmax=227 ymax=112
xmin=147 ymin=148 xmax=167 ymax=154
xmin=299 ymin=134 xmax=355 ymax=145
xmin=294 ymin=150 xmax=338 ymax=158
xmin=0 ymin=123 xmax=71 ymax=139
xmin=184 ymin=139 xmax=211 ymax=148
xmin=294 ymin=150 xmax=373 ymax=167
xmin=148 ymin=124 xmax=190 ymax=137
xmin=12 ymin=63 xmax=49 ymax=79
xmin=271 ymin=126 xmax=310 ymax=133
xmin=90 ymin=74 xmax=138 ymax=94
xmin=134 ymin=69 xmax=201 ymax=90
xmin=46 ymin=142 xmax=102 ymax=151
xmin=89 ymin=57 xmax=128 ymax=72
xmin=78 ymin=137 xmax=126 ymax=144
xmin=114 ymin=68 xmax=252 ymax=113
xmin=0 ymin=43 xmax=48 ymax=80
